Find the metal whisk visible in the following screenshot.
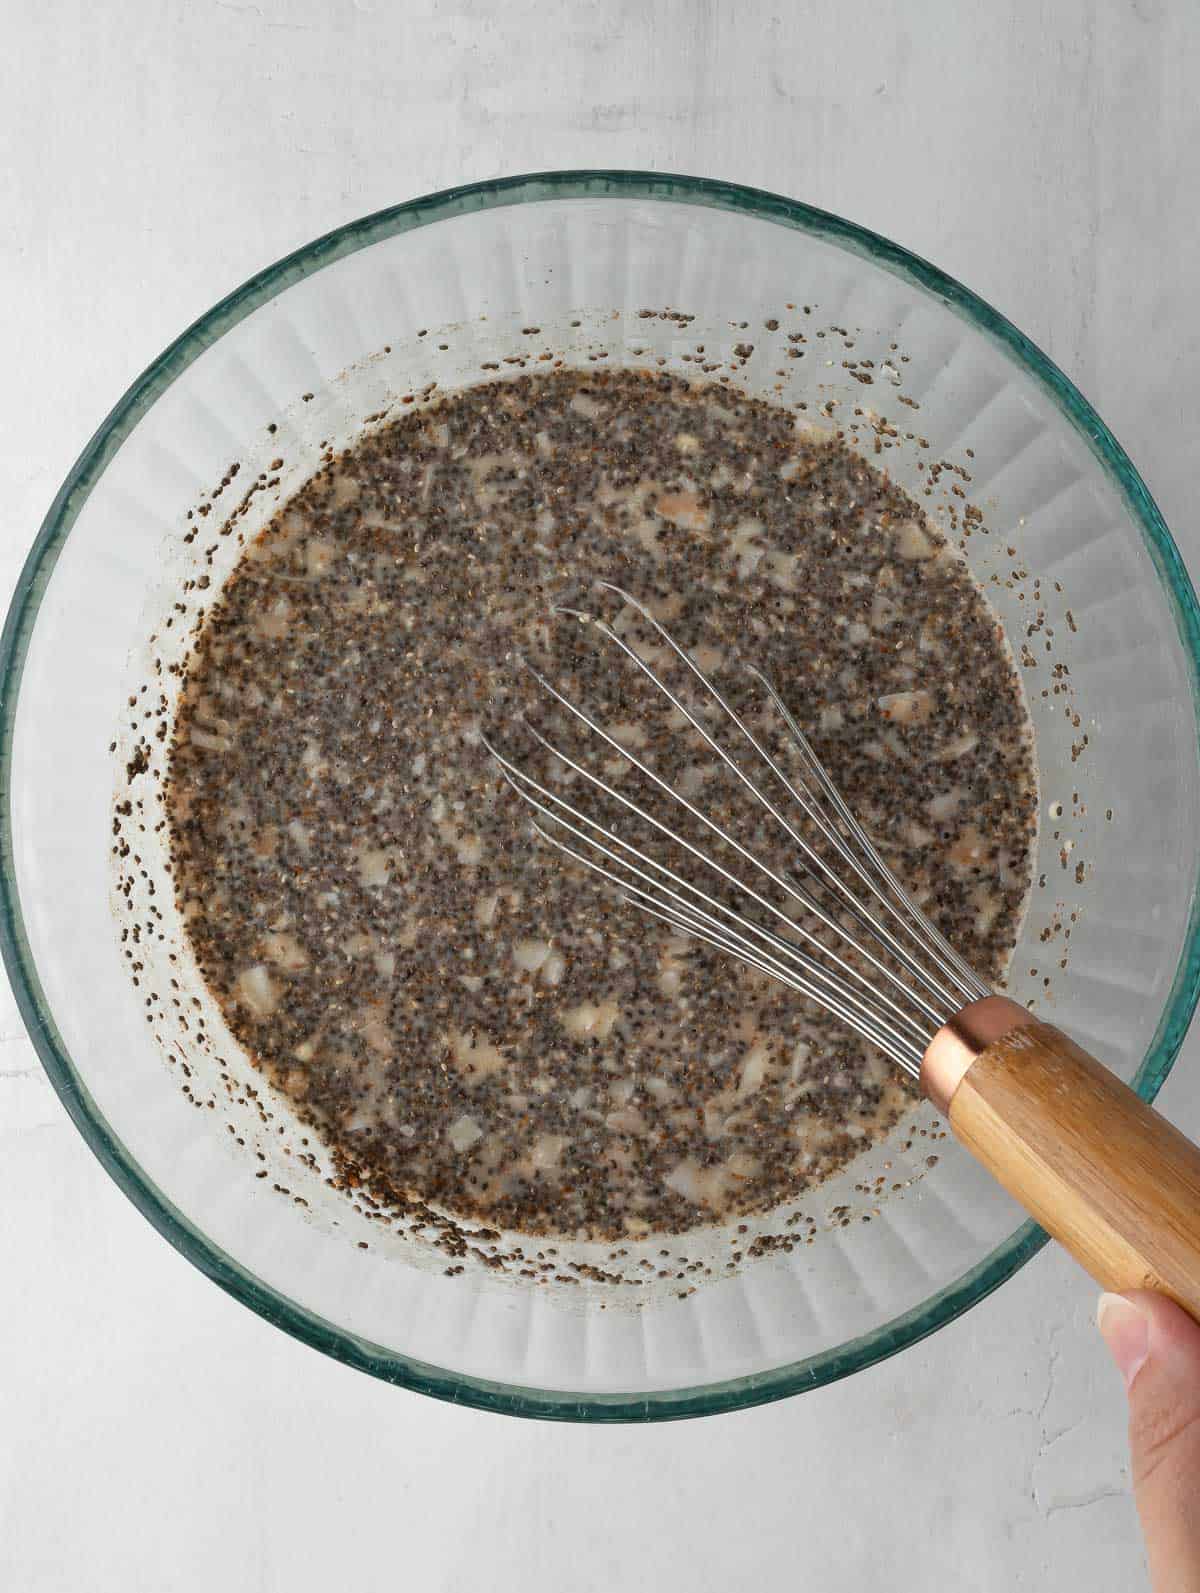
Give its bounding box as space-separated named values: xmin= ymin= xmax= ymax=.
xmin=485 ymin=582 xmax=1200 ymax=1319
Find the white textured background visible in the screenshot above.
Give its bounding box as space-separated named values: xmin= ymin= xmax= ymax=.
xmin=3 ymin=3 xmax=1199 ymax=1588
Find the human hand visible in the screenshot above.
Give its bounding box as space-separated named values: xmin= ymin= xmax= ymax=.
xmin=1098 ymin=1292 xmax=1200 ymax=1591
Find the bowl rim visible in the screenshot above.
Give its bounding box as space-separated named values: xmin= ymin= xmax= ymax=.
xmin=4 ymin=168 xmax=1199 ymax=1422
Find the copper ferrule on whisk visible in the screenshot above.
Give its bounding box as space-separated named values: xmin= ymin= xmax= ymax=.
xmin=920 ymin=994 xmax=1035 ymax=1114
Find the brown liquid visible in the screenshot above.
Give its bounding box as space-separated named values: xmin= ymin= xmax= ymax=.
xmin=168 ymin=369 xmax=1036 ymax=1239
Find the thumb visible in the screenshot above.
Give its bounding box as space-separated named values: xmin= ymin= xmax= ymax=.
xmin=1098 ymin=1291 xmax=1200 ymax=1592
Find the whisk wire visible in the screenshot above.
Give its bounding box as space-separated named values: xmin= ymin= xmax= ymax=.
xmin=752 ymin=671 xmax=989 ymax=1005
xmin=534 ymin=817 xmax=926 ymax=1072
xmin=517 ymin=648 xmax=951 ymax=1035
xmin=488 ymin=586 xmax=990 ymax=1074
xmin=484 ymin=733 xmax=931 ymax=1061
xmin=591 ymin=583 xmax=981 ymax=1012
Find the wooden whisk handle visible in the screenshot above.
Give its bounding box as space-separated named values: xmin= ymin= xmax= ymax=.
xmin=922 ymin=999 xmax=1200 ymax=1319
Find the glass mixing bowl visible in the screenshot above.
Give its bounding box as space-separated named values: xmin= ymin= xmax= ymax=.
xmin=4 ymin=172 xmax=1199 ymax=1421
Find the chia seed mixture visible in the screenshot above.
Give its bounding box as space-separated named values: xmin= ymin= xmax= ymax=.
xmin=168 ymin=368 xmax=1036 ymax=1240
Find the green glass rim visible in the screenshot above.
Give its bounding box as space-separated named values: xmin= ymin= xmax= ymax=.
xmin=3 ymin=169 xmax=1199 ymax=1422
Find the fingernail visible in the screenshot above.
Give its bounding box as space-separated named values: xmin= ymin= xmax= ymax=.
xmin=1097 ymin=1293 xmax=1151 ymax=1389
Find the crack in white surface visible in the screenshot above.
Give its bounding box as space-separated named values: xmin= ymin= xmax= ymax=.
xmin=1037 ymin=1346 xmax=1062 ymax=1422
xmin=1024 ymin=1314 xmax=1133 ymax=1523
xmin=1043 ymin=1485 xmax=1125 ymax=1517
xmin=1038 ymin=1421 xmax=1080 ymax=1453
